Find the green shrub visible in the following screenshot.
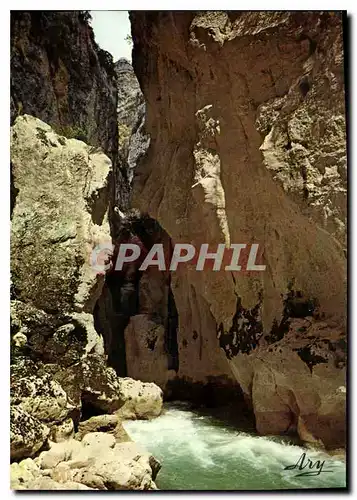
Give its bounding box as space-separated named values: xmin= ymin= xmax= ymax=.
xmin=54 ymin=124 xmax=88 ymax=143
xmin=97 ymin=49 xmax=116 ymax=79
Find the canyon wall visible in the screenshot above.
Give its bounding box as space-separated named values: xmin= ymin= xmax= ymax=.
xmin=130 ymin=11 xmax=347 ymax=447
xmin=11 ymin=11 xmax=118 ymax=160
xmin=114 ymin=58 xmax=243 ymax=403
xmin=9 ymin=10 xmax=347 ymax=452
xmin=10 ymin=13 xmax=164 ymax=488
xmin=10 ymin=105 xmax=162 ymax=495
xmin=10 ymin=114 xmax=123 ymax=456
xmin=116 ymin=58 xmax=149 ymax=187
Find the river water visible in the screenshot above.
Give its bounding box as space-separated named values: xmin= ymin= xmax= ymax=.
xmin=123 ymin=402 xmax=346 ymax=491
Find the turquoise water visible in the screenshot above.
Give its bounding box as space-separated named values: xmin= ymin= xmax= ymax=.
xmin=123 ymin=403 xmax=346 ymax=491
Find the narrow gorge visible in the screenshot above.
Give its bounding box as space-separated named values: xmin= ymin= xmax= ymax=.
xmin=10 ymin=11 xmax=347 ymax=490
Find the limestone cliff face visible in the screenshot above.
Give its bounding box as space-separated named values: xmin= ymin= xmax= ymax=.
xmin=130 ymin=11 xmax=347 ymax=447
xmin=10 ymin=116 xmax=163 ymax=468
xmin=9 ymin=12 xmax=166 ymax=488
xmin=11 ymin=115 xmax=119 ymax=459
xmin=11 ymin=11 xmax=118 ymax=162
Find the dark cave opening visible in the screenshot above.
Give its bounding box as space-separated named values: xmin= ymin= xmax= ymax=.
xmin=80 ymin=395 xmax=107 ymax=422
xmin=93 ymin=213 xmax=180 ymax=379
xmin=92 ymin=211 xmax=252 ymax=416
xmin=93 ymin=256 xmax=141 ymax=378
xmin=166 ymin=283 xmax=179 ymax=372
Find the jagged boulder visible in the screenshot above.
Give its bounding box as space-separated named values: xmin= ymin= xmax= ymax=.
xmin=10 ymin=369 xmax=77 ymax=446
xmin=10 ymin=406 xmax=50 ymax=461
xmin=80 ymin=354 xmax=127 ymax=413
xmin=11 ymin=373 xmax=75 ymax=424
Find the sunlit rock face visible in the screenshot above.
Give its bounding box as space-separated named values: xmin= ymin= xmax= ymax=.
xmin=130 ymin=11 xmax=347 ymax=448
xmin=9 ymin=12 xmax=168 ymax=485
xmin=11 ymin=435 xmax=160 ymax=490
xmin=11 ymin=115 xmax=112 ymax=349
xmin=116 ymin=58 xmax=149 ymax=187
xmin=10 ymin=115 xmax=119 ymax=449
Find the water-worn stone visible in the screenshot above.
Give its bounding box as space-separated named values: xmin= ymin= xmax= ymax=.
xmin=81 ymin=432 xmax=116 ymax=452
xmin=37 ymin=440 xmax=83 ymax=470
xmin=76 ymin=414 xmax=118 ymax=440
xmin=231 ymin=317 xmax=346 ymax=448
xmin=12 ymin=434 xmax=159 ymax=491
xmin=117 ymin=378 xmax=163 ymax=420
xmin=76 ymin=414 xmax=131 ymax=443
xmin=71 ymin=440 xmax=158 ymax=490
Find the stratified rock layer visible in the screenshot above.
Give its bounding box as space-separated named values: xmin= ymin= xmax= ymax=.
xmin=130 ymin=11 xmax=347 ymax=448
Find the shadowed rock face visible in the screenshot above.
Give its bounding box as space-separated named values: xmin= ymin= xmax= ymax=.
xmin=11 ymin=11 xmax=118 ymax=163
xmin=129 ymin=11 xmax=347 ymax=448
xmin=93 ymin=212 xmax=180 ymax=390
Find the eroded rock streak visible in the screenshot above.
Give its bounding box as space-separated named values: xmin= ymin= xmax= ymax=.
xmin=130 ymin=11 xmax=347 ymax=448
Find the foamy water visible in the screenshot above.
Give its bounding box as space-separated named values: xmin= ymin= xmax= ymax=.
xmin=123 ymin=403 xmax=346 ymax=490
